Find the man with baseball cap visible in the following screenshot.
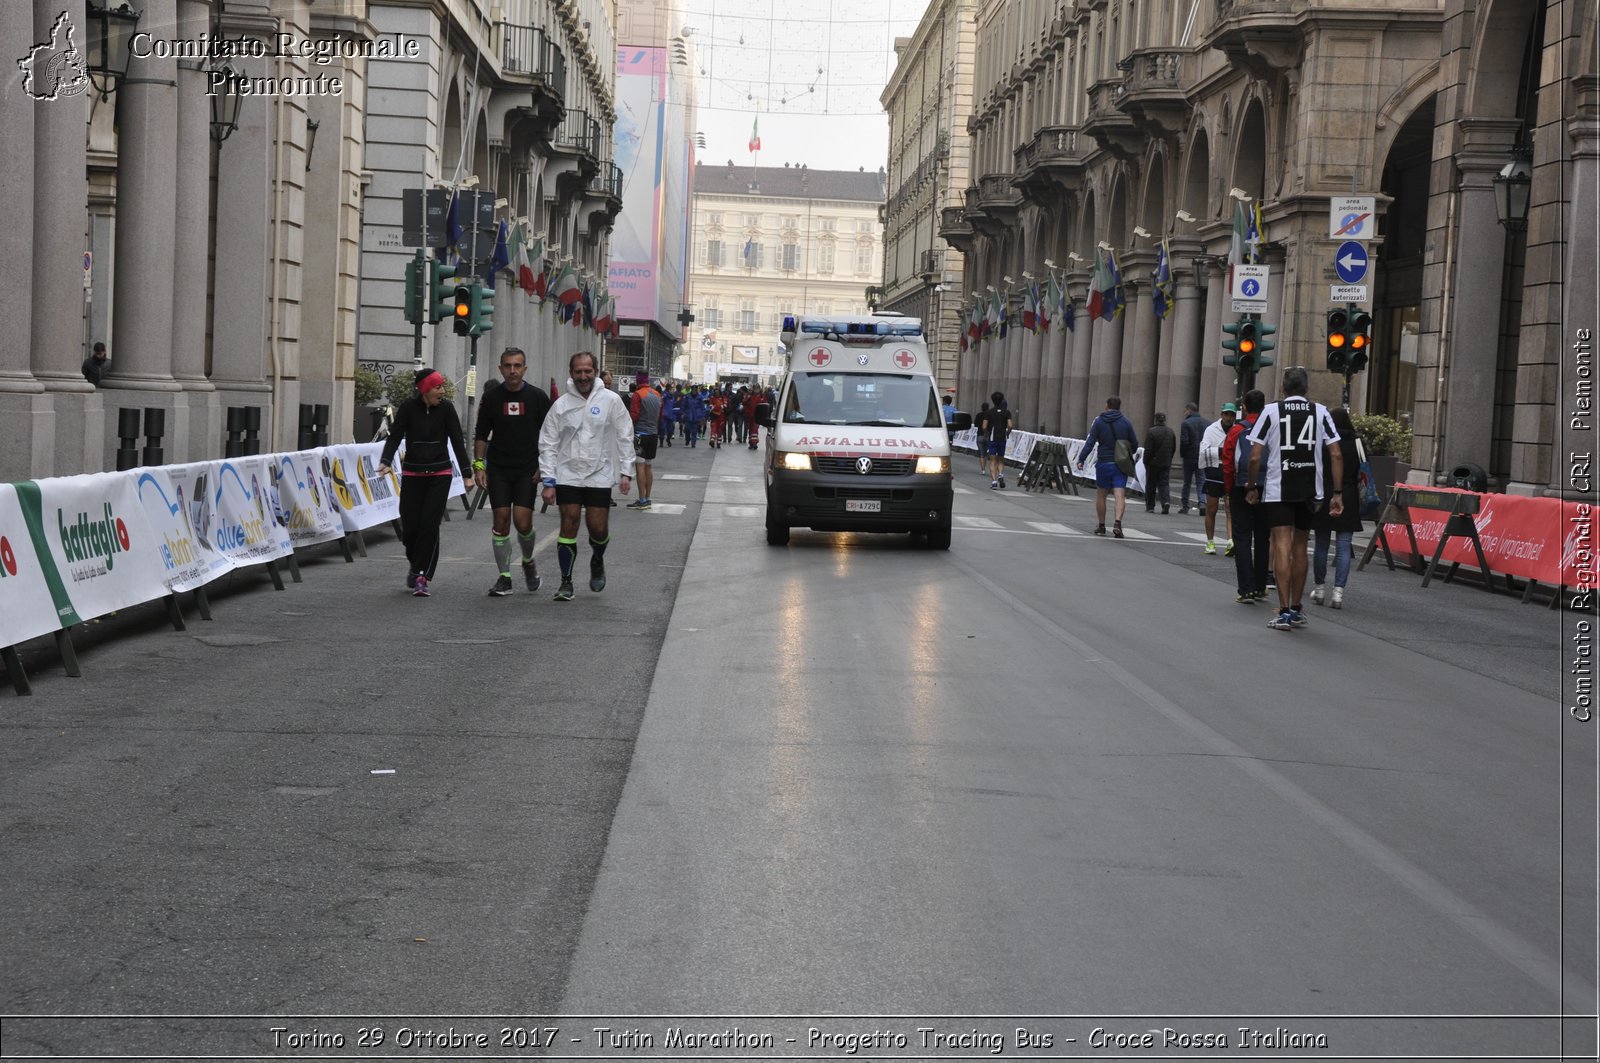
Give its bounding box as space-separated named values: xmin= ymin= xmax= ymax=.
xmin=1197 ymin=401 xmax=1237 ymax=555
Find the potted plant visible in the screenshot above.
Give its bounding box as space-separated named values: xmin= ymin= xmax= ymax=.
xmin=1351 ymin=412 xmax=1413 ymax=502
xmin=353 ymin=366 xmax=384 ymax=441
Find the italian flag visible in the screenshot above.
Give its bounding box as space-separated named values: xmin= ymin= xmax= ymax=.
xmin=552 ymin=261 xmax=582 ymax=306
xmin=591 ymin=294 xmax=613 ymax=335
xmin=748 ymin=116 xmax=761 ymax=153
xmin=518 ymin=228 xmax=541 ymax=296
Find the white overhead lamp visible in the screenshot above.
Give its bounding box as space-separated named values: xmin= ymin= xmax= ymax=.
xmin=1175 ymin=209 xmax=1197 ymax=223
xmin=1133 ymin=226 xmax=1152 ymax=239
xmin=1228 ymin=187 xmax=1251 ymax=202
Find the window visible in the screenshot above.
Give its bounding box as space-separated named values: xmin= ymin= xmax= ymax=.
xmin=820 ymin=217 xmax=836 ymax=233
xmin=743 ymin=241 xmax=764 ymax=269
xmin=708 ymin=212 xmax=722 ymax=227
xmin=813 ymin=300 xmax=831 ymax=316
xmin=856 ymin=243 xmax=873 ymax=275
xmin=745 ymin=214 xmax=760 ymax=229
xmin=703 ymin=303 xmax=721 ymax=330
xmin=819 ymin=242 xmax=835 ymax=274
xmin=781 ymin=243 xmax=800 ymax=271
xmin=740 ymin=299 xmax=756 ymax=332
xmin=781 ymin=214 xmax=798 ymax=231
xmin=706 ymin=239 xmax=724 ymax=267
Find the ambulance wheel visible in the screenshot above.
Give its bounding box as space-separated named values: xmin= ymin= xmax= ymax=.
xmin=925 ymin=517 xmax=952 ymax=551
xmin=766 ymin=509 xmax=790 ymax=546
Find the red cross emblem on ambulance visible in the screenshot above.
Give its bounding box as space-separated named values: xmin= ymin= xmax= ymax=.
xmin=893 ymin=349 xmax=917 ymax=369
xmin=808 ymin=349 xmax=831 ymax=367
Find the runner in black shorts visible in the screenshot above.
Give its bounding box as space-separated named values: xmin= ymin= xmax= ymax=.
xmin=473 ymin=347 xmax=552 ymax=596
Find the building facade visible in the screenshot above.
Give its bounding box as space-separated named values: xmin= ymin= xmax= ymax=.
xmin=942 ymin=0 xmax=1595 ymax=497
xmin=359 ymin=0 xmax=620 ymax=404
xmin=880 ymin=0 xmax=978 ymax=394
xmin=686 ymin=163 xmax=886 ymax=384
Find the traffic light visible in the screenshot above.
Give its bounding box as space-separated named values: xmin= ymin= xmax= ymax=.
xmin=1235 ymin=317 xmax=1260 ymax=374
xmin=1347 ymin=310 xmax=1372 ymax=374
xmin=1255 ymin=319 xmax=1276 ymax=369
xmin=470 ymin=283 xmax=495 ymax=337
xmin=403 ymin=254 xmax=425 ymax=325
xmin=1222 ymin=319 xmax=1243 ymax=366
xmin=430 ymin=261 xmax=461 ymax=323
xmin=1325 ymin=308 xmax=1349 ymax=373
xmin=452 ymin=284 xmax=473 ymax=336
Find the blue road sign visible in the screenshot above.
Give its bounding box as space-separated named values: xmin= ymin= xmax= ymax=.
xmin=1240 ymin=278 xmax=1260 ymax=298
xmin=1335 ymin=241 xmax=1369 ymax=285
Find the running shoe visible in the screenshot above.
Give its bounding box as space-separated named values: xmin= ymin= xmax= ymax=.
xmin=522 ymin=560 xmax=541 ymax=592
xmin=488 ymin=574 xmax=514 ymax=597
xmin=1288 ymin=609 xmax=1308 ymax=628
xmin=1204 ymin=541 xmax=1216 ymax=555
xmin=554 ymin=580 xmax=574 ymax=602
xmin=1236 ymin=592 xmax=1255 ymax=605
xmin=1310 ymin=585 xmax=1325 ymax=605
xmin=1267 ymin=610 xmax=1294 ymax=631
xmin=412 ymin=576 xmax=430 ymax=597
xmin=626 ymin=499 xmax=651 ymax=509
xmin=405 ymin=571 xmax=419 ymax=590
xmin=1331 ymin=587 xmax=1344 ymax=609
xmin=997 ymin=477 xmax=1006 ymax=489
xmin=589 ymin=562 xmax=607 ymax=593
xmin=1251 ymin=590 xmax=1267 ymax=601
xmin=1224 ymin=539 xmax=1236 ymax=557
xmin=1112 ymin=522 xmax=1124 ymax=539
xmin=990 ymin=479 xmax=999 ymax=490
xmin=1094 ymin=524 xmax=1106 ymax=536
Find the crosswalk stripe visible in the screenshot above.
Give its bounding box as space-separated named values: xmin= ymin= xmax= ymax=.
xmin=723 ymin=506 xmax=760 ymax=517
xmin=659 ymin=473 xmax=701 ymax=480
xmin=954 ymin=515 xmax=1001 ymax=528
xmin=1176 ymin=531 xmax=1212 ymax=543
xmin=1050 ymin=493 xmax=1091 ymax=502
xmin=1026 ymin=521 xmax=1081 ymax=535
xmin=1117 ymin=526 xmax=1161 ymax=540
xmin=642 ymin=502 xmax=686 ymax=514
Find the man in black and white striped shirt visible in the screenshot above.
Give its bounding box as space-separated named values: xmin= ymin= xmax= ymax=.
xmin=1245 ymin=367 xmax=1344 ymax=631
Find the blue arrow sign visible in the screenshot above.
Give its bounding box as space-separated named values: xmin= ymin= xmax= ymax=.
xmin=1335 ymin=241 xmax=1369 ymax=284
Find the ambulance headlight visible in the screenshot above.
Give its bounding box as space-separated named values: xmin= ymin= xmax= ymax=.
xmin=778 ymin=451 xmax=812 ymax=471
xmin=915 ymin=456 xmax=949 ymax=474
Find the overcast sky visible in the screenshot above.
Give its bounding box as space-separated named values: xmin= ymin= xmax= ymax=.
xmin=678 ymin=0 xmax=930 ymax=174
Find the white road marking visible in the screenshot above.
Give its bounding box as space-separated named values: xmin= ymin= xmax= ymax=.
xmin=1176 ymin=531 xmax=1213 ymax=543
xmin=723 ymin=506 xmax=760 ymax=517
xmin=641 ymin=503 xmax=687 ymax=514
xmin=659 ymin=474 xmax=701 ymax=480
xmin=1116 ymin=526 xmax=1161 ymax=540
xmin=955 ymin=515 xmax=1002 ymax=529
xmin=1025 ymin=521 xmax=1079 ymax=535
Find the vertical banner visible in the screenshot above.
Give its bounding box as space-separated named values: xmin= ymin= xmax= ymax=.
xmin=0 ymin=483 xmax=69 ymax=646
xmin=11 ymin=472 xmax=172 ymax=625
xmin=609 ymin=46 xmax=665 ymax=322
xmin=209 ymin=457 xmax=295 ymax=565
xmin=271 ymin=451 xmax=344 ymax=548
xmin=132 ymin=463 xmax=237 ymax=593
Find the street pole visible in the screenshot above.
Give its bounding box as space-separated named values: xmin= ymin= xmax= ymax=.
xmin=412 ymin=248 xmax=425 ymax=369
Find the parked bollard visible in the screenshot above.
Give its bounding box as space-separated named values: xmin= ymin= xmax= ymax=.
xmin=297 ymin=404 xmax=316 ymax=451
xmin=313 ymin=404 xmax=330 ymax=447
xmin=142 ymin=407 xmax=166 ymax=467
xmin=115 ymin=409 xmax=142 ymax=471
xmin=225 ymin=406 xmax=246 ymax=457
xmin=243 ymin=406 xmax=262 ymax=455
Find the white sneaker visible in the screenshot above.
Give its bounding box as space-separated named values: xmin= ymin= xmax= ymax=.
xmin=1310 ymin=585 xmax=1325 ymax=606
xmin=1204 ymin=540 xmax=1216 ymax=555
xmin=1331 ymin=587 xmax=1344 ymax=609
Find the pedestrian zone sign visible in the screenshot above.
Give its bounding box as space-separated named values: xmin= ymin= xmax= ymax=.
xmin=1329 ymin=196 xmax=1376 ymax=240
xmin=1230 ymin=264 xmax=1269 ymax=313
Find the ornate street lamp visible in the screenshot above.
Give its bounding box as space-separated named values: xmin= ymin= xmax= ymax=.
xmin=84 ymin=1 xmax=141 ymax=101
xmin=209 ymin=63 xmax=244 ymax=143
xmin=1493 ymin=146 xmax=1533 ymax=234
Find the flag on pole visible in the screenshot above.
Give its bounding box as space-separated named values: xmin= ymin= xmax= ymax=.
xmin=1227 ymin=200 xmax=1248 ymax=294
xmin=444 ymin=191 xmax=464 ymax=266
xmin=516 ymin=229 xmax=539 ymax=296
xmin=748 ymin=116 xmax=761 ymax=153
xmin=489 ymin=220 xmax=510 ymax=278
xmin=552 ymin=261 xmax=582 ymax=306
xmin=592 ymin=294 xmax=613 ymax=335
xmin=1043 ymin=271 xmax=1060 ymax=334
xmin=1152 ymin=239 xmax=1174 ymax=319
xmin=966 ymin=295 xmax=983 ymax=348
xmin=1021 ymin=281 xmax=1040 ymax=334
xmin=1246 ymin=201 xmax=1264 ymax=263
xmin=1088 ymin=249 xmax=1124 ymax=322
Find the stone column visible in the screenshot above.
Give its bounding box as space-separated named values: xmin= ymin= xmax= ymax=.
xmin=0 ymin=2 xmax=43 ymax=481
xmin=1086 ymin=306 xmax=1123 ymax=431
xmin=1019 ymin=315 xmax=1044 ymax=431
xmin=210 ymin=3 xmax=277 ymax=439
xmin=1121 ymin=279 xmax=1161 ymax=434
xmin=1065 ymin=281 xmax=1093 ymax=438
xmin=1001 ymin=295 xmax=1024 ymax=413
xmin=1153 ymin=297 xmax=1177 ymax=422
xmin=1259 ymin=250 xmax=1287 ymax=399
xmin=171 ymin=0 xmax=218 ymax=460
xmin=1040 ymin=316 xmax=1069 ymax=436
xmin=1162 ymin=264 xmax=1204 ymax=419
xmin=1198 ymin=264 xmax=1227 ymax=417
xmin=31 ymin=0 xmax=102 ymax=474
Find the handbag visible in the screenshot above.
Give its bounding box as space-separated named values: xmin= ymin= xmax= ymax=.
xmin=1113 ymin=436 xmax=1137 ymax=477
xmin=1355 ymin=437 xmax=1381 ymax=518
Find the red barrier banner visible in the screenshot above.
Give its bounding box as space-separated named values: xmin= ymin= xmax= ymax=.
xmin=1382 ymin=486 xmax=1596 ymax=588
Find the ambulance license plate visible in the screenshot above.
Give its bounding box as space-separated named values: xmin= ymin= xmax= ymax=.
xmin=845 ymin=499 xmax=881 ymax=513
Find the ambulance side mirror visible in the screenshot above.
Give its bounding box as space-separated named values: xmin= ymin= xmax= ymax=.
xmin=755 ymin=402 xmax=774 ymax=428
xmin=951 ymin=412 xmax=972 ymax=432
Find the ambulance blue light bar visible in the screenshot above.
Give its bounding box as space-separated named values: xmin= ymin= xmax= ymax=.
xmin=791 ymin=317 xmax=923 ymax=338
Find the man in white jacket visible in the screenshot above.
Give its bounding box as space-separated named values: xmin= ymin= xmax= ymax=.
xmin=539 ymin=352 xmax=635 ymax=601
xmin=1198 ymin=402 xmax=1236 ymax=555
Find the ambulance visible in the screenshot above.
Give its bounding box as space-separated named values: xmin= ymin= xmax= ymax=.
xmin=757 ymin=313 xmax=970 ymax=549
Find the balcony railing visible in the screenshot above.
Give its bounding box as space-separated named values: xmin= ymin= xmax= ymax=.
xmin=555 ymin=109 xmax=601 ymax=159
xmin=498 ymin=23 xmax=568 ymax=99
xmin=587 ymin=162 xmax=623 ymax=198
xmin=1123 ymin=49 xmax=1182 ymax=92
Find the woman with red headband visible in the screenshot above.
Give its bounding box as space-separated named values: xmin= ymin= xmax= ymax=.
xmin=378 ymin=367 xmax=472 ymax=596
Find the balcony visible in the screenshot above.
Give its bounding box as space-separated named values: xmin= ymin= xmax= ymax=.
xmin=1082 ymin=78 xmax=1145 ymax=159
xmin=1117 ymin=49 xmax=1188 ymax=137
xmin=498 ymin=23 xmax=568 ymax=132
xmin=581 ymin=162 xmax=623 ymax=236
xmin=975 ymin=173 xmax=1022 ymax=228
xmin=1013 ymin=125 xmax=1088 ymax=202
xmin=938 ymin=207 xmax=974 ymax=253
xmin=960 ymin=185 xmax=989 ymax=233
xmin=1205 ymin=0 xmax=1305 ymax=78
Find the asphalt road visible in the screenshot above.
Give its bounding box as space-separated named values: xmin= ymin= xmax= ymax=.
xmin=1 ymin=439 xmax=1593 ymax=1061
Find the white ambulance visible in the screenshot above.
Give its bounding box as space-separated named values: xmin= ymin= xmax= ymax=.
xmin=756 ymin=313 xmax=970 ymax=549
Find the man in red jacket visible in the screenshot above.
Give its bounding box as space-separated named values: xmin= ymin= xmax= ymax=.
xmin=743 ymin=387 xmax=763 ymax=449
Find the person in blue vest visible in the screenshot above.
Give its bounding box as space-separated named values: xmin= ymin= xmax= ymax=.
xmin=682 ymin=386 xmax=708 ymax=447
xmin=660 ymin=386 xmax=679 ymax=447
xmin=1075 ymin=395 xmax=1141 ymax=538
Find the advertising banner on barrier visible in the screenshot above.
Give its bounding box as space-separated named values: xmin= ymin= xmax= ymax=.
xmin=208 ymin=457 xmax=295 ymax=566
xmin=132 ymin=464 xmax=236 ymax=594
xmin=271 ymin=451 xmax=344 ymax=548
xmin=0 ymin=483 xmax=70 ymax=647
xmin=1382 ymin=487 xmax=1590 ymax=587
xmin=11 ymin=472 xmax=172 ymax=626
xmin=325 ymin=443 xmax=404 ymax=531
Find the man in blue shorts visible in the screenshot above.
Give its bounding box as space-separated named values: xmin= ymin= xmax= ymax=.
xmin=977 ymin=392 xmax=1013 ymax=489
xmin=1076 ymin=395 xmax=1141 ymax=538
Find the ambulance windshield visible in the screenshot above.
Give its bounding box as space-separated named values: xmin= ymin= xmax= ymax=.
xmin=782 ymin=372 xmax=942 ymax=427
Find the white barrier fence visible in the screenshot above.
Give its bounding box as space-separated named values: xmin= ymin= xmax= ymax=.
xmin=1 ymin=441 xmax=464 ymax=675
xmin=951 ymin=428 xmax=1147 ymax=494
